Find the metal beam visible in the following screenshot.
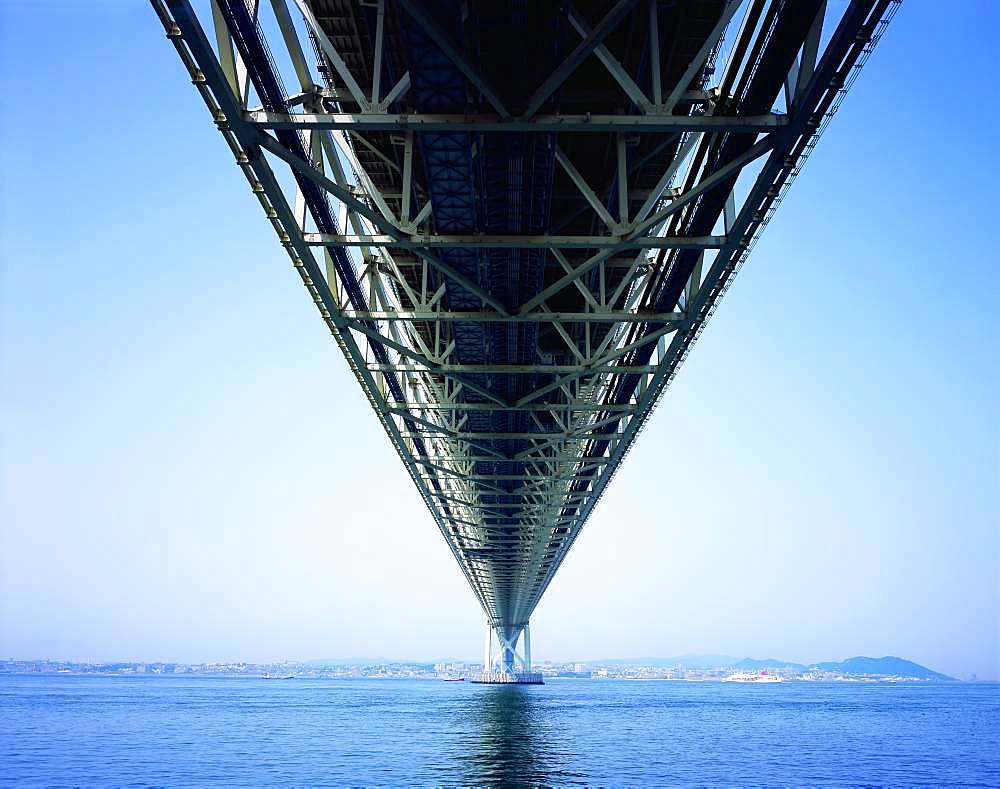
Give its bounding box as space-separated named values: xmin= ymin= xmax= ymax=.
xmin=291 ymin=0 xmax=371 ymax=111
xmin=522 ymin=0 xmax=642 ymax=118
xmin=302 ymin=233 xmax=724 ymax=249
xmin=397 ymin=0 xmax=510 ymax=118
xmin=797 ymin=1 xmax=826 ymax=102
xmin=517 ymin=134 xmax=775 ymax=314
xmin=662 ymin=0 xmax=741 ymax=112
xmin=648 ymin=0 xmax=662 ymax=105
xmin=246 ymin=110 xmax=788 ymax=133
xmin=255 ymin=129 xmax=512 ymax=316
xmin=340 ymin=310 xmax=683 ymax=323
xmin=566 ymin=4 xmax=651 ymax=112
xmin=371 ymin=0 xmax=385 ymax=105
xmin=395 ymin=403 xmax=637 ymax=412
xmin=555 ymin=145 xmax=620 ymax=232
xmin=373 ymin=364 xmax=657 ymax=375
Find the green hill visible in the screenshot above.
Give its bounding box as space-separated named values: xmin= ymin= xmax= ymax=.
xmin=812 ymin=656 xmax=953 ymax=680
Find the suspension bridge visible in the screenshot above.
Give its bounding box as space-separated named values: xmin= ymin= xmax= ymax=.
xmin=152 ymin=0 xmax=896 ymax=683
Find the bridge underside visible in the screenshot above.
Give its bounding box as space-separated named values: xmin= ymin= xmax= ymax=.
xmin=154 ymin=0 xmax=896 ymax=649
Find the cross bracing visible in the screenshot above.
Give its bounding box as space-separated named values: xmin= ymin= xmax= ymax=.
xmin=153 ymin=0 xmax=897 ymax=658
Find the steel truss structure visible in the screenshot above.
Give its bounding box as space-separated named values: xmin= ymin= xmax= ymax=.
xmin=153 ymin=0 xmax=897 ymax=672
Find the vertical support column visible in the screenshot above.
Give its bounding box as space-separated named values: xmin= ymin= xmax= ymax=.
xmin=401 ymin=131 xmax=414 ymax=228
xmin=648 ymin=0 xmax=661 ymax=106
xmin=617 ymin=134 xmax=628 ymax=227
xmin=524 ymin=624 xmax=532 ymax=673
xmin=483 ymin=622 xmax=492 ymax=673
xmin=371 ymin=0 xmax=385 ymax=105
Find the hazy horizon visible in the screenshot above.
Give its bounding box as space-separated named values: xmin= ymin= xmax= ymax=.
xmin=5 ymin=651 xmax=963 ymax=675
xmin=1 ymin=3 xmax=997 ymax=683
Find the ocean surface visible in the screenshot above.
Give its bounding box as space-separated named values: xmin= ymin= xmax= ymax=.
xmin=2 ymin=675 xmax=997 ymax=785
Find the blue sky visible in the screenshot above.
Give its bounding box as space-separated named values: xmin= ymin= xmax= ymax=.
xmin=1 ymin=2 xmax=997 ymax=680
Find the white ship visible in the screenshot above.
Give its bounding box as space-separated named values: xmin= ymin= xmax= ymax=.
xmin=723 ymin=670 xmax=783 ymax=683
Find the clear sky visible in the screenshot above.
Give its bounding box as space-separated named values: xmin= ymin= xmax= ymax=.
xmin=1 ymin=2 xmax=997 ymax=680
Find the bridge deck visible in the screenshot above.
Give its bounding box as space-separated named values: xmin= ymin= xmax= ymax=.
xmin=153 ymin=0 xmax=897 ymax=653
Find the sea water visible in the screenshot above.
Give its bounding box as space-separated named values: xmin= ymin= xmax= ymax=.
xmin=2 ymin=675 xmax=998 ymax=785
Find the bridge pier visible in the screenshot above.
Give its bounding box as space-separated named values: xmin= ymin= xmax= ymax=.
xmin=473 ymin=622 xmax=543 ymax=685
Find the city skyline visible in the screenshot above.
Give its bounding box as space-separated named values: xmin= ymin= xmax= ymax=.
xmin=0 ymin=654 xmax=962 ymax=682
xmin=1 ymin=1 xmax=997 ymax=683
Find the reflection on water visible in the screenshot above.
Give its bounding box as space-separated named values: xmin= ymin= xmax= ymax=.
xmin=462 ymin=684 xmax=568 ymax=785
xmin=2 ymin=677 xmax=996 ymax=784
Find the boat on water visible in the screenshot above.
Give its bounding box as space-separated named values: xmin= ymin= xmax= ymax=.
xmin=723 ymin=670 xmax=782 ymax=683
xmin=261 ymin=674 xmax=295 ymax=680
xmin=441 ymin=677 xmax=465 ymax=682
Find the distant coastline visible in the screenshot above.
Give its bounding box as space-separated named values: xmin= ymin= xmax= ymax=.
xmin=1 ymin=655 xmax=967 ymax=682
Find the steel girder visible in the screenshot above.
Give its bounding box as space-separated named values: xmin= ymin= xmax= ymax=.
xmin=152 ymin=0 xmax=898 ymax=642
